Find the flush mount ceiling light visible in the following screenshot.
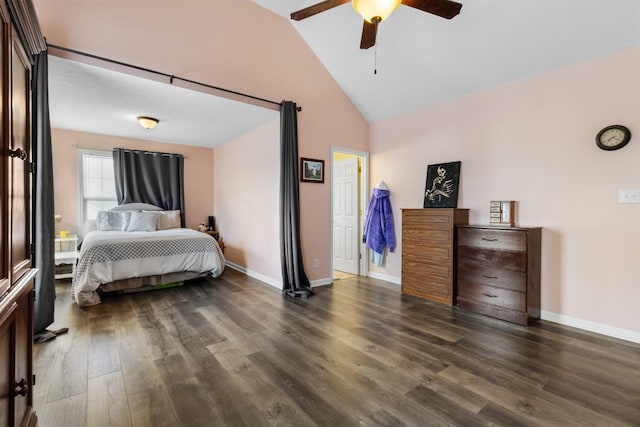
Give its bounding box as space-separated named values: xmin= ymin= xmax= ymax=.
xmin=137 ymin=116 xmax=159 ymax=130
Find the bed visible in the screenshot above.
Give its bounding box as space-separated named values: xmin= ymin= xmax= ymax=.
xmin=72 ymin=203 xmax=225 ymax=306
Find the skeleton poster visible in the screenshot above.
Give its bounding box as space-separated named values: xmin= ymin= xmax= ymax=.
xmin=423 ymin=161 xmax=461 ymax=208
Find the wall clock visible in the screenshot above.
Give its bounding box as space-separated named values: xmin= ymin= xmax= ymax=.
xmin=596 ymin=125 xmax=631 ymax=151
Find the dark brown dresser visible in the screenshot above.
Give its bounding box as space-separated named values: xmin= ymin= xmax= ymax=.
xmin=0 ymin=2 xmax=44 ymax=425
xmin=401 ymin=208 xmax=469 ymax=305
xmin=456 ymin=225 xmax=541 ymax=325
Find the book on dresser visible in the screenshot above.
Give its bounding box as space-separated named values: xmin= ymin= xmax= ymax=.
xmin=456 ymin=225 xmax=541 ymax=326
xmin=401 ymin=208 xmax=469 ymax=305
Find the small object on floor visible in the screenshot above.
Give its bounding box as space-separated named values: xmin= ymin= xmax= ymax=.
xmin=283 ymin=289 xmax=312 ymax=299
xmin=34 ymin=327 xmax=69 ymax=343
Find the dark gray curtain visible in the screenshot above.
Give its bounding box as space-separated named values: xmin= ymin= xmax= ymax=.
xmin=32 ymin=51 xmax=55 ymax=334
xmin=113 ymin=148 xmax=185 ymax=226
xmin=280 ymin=101 xmax=312 ymax=298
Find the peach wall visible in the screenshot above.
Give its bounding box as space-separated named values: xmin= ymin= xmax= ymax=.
xmin=213 ymin=120 xmax=281 ymax=284
xmin=51 ymin=128 xmax=214 ymax=234
xmin=34 ymin=0 xmax=369 ymax=284
xmin=369 ymin=46 xmax=640 ymax=336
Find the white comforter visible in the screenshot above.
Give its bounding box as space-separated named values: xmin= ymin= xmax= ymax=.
xmin=73 ymin=228 xmax=225 ymax=306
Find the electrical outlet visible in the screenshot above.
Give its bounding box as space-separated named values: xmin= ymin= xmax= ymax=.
xmin=313 ymin=258 xmax=319 ymax=268
xmin=618 ymin=189 xmax=640 ymax=204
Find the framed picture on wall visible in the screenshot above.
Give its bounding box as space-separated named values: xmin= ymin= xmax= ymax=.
xmin=423 ymin=161 xmax=461 ymax=208
xmin=300 ymin=157 xmax=324 ymax=183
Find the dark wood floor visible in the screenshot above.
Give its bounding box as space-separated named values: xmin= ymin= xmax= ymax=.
xmin=34 ymin=269 xmax=640 ymax=426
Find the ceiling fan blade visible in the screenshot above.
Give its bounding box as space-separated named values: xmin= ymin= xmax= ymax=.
xmin=402 ymin=0 xmax=462 ymax=19
xmin=291 ymin=0 xmax=350 ymax=21
xmin=360 ymin=19 xmax=378 ymax=50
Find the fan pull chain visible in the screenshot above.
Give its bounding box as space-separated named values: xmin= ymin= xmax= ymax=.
xmin=374 ymin=41 xmax=379 ymax=74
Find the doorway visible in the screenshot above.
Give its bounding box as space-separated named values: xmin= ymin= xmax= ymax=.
xmin=331 ymin=147 xmax=369 ymax=280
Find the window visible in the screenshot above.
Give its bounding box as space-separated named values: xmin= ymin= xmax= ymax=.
xmin=78 ymin=150 xmax=117 ymax=235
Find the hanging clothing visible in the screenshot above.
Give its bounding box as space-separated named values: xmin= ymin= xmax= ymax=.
xmin=371 ymin=250 xmax=385 ymax=267
xmin=363 ymin=187 xmax=396 ymax=261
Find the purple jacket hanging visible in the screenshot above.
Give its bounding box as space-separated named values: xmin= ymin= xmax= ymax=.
xmin=363 ymin=188 xmax=396 ymax=254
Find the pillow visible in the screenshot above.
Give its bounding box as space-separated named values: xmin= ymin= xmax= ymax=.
xmin=126 ymin=211 xmax=161 ymax=232
xmin=110 ymin=202 xmax=163 ymax=212
xmin=146 ymin=210 xmax=181 ymax=230
xmin=96 ymin=211 xmax=131 ymax=231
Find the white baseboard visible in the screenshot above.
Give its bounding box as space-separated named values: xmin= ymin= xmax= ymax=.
xmin=310 ymin=278 xmax=333 ymax=287
xmin=225 ymin=264 xmax=639 ymax=344
xmin=365 ymin=274 xmax=639 ymax=343
xmin=541 ymin=310 xmax=640 ymax=344
xmin=225 ymin=261 xmax=282 ymax=290
xmin=367 ymin=271 xmax=401 ymax=285
xmin=225 ymin=262 xmax=332 ymax=290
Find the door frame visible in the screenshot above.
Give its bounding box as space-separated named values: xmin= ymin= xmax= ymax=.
xmin=330 ymin=147 xmax=369 ymax=278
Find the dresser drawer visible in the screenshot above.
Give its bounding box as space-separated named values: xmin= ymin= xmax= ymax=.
xmin=457 ymin=263 xmax=526 ymax=292
xmin=457 ymin=282 xmax=526 ymax=311
xmin=457 ymin=297 xmax=528 ymax=325
xmin=458 ymin=228 xmax=526 ymax=251
xmin=403 ymin=210 xmax=455 ymax=226
xmin=403 ymin=245 xmax=451 ymax=262
xmin=403 ymin=258 xmax=451 ymax=279
xmin=402 ymin=275 xmax=452 ymax=303
xmin=458 ymin=246 xmax=527 ymax=272
xmin=402 ymin=227 xmax=452 ymax=244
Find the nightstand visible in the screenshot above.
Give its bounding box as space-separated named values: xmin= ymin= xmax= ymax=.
xmin=55 ymin=235 xmax=79 ymax=279
xmin=204 ymin=230 xmax=219 ymax=239
xmin=202 ymin=230 xmax=225 ymax=254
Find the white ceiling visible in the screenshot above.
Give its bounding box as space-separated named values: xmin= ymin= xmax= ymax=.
xmin=47 ymin=1 xmax=640 ymax=146
xmin=253 ymin=0 xmax=640 ymax=122
xmin=48 ymin=56 xmax=280 ymax=148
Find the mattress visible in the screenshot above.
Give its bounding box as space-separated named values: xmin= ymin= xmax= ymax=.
xmin=73 ymin=228 xmax=225 ymax=306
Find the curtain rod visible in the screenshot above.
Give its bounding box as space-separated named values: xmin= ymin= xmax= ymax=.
xmin=47 ymin=43 xmax=302 ymax=112
xmin=72 ymin=144 xmax=190 ymax=158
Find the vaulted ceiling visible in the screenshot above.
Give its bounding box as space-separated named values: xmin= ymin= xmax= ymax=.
xmin=41 ymin=1 xmax=640 ymax=147
xmin=254 ymin=0 xmax=640 ymax=122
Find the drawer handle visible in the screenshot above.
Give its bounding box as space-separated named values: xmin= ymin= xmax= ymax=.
xmin=482 ymin=275 xmax=498 ymax=280
xmin=481 ymin=293 xmax=498 ymax=298
xmin=481 ymin=237 xmax=498 ymax=242
xmin=9 ymin=147 xmax=28 ymax=161
xmin=14 ymin=378 xmax=29 ymax=396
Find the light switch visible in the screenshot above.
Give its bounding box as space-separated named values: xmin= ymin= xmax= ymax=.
xmin=618 ymin=189 xmax=640 ymax=204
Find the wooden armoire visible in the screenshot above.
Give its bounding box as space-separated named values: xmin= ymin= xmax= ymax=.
xmin=0 ymin=1 xmax=45 ymax=426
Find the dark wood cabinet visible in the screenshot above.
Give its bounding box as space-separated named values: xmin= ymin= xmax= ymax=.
xmin=456 ymin=225 xmax=541 ymax=325
xmin=9 ymin=30 xmax=33 ymax=283
xmin=0 ymin=271 xmax=37 ymax=427
xmin=0 ymin=1 xmax=44 ymax=426
xmin=401 ymin=208 xmax=469 ymax=305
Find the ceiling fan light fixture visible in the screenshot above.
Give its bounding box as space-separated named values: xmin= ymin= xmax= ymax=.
xmin=137 ymin=116 xmax=159 ymax=130
xmin=352 ymin=0 xmax=402 ymax=23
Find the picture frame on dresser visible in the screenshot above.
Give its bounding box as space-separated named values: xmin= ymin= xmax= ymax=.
xmin=424 ymin=161 xmax=461 ymax=208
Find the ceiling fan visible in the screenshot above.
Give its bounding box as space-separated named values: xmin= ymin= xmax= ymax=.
xmin=291 ymin=0 xmax=462 ymax=50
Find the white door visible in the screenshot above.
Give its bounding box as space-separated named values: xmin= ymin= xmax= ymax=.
xmin=333 ymin=157 xmax=359 ymax=274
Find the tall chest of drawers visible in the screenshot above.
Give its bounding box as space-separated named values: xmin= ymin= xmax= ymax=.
xmin=401 ymin=208 xmax=469 ymax=305
xmin=456 ymin=225 xmax=541 ymax=325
